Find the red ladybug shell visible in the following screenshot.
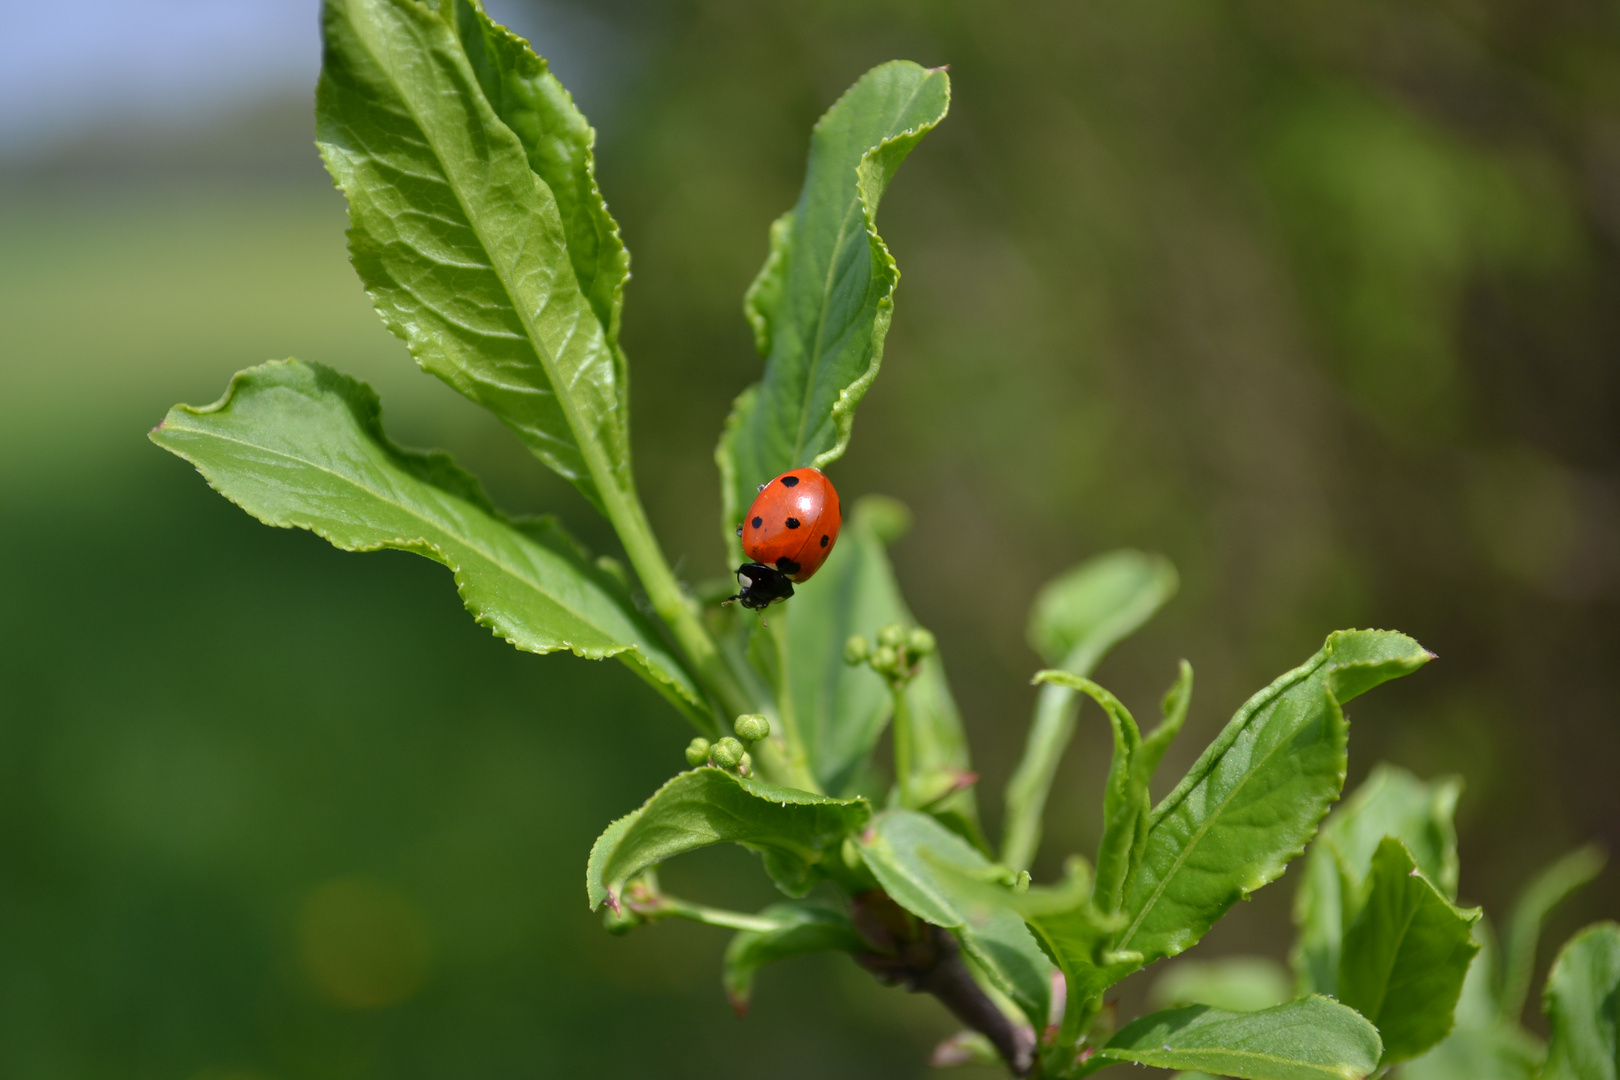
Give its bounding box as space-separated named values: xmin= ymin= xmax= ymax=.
xmin=739 ymin=468 xmax=841 ymax=582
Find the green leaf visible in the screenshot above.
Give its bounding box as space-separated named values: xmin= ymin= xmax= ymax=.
xmin=778 ymin=496 xmax=916 ymax=794
xmin=317 ymin=0 xmax=627 ymax=511
xmin=717 ymin=60 xmax=950 ymax=545
xmin=1541 ymin=922 xmax=1620 ymax=1080
xmin=448 ymin=0 xmax=629 ymax=377
xmin=1400 ymin=1026 xmax=1545 ymax=1080
xmin=1032 ymin=672 xmax=1144 ymax=916
xmin=1096 ymin=996 xmax=1383 ymax=1080
xmin=721 ymin=902 xmax=864 ymax=1016
xmin=1007 ymin=864 xmax=1139 ymax=1043
xmin=1029 ymin=551 xmax=1181 ymax=669
xmin=1003 ymin=551 xmax=1178 ymax=871
xmin=856 ymin=809 xmax=1052 ymax=1030
xmin=753 ymin=494 xmax=979 ymax=837
xmin=1453 ymin=917 xmax=1504 ymax=1029
xmin=1499 ymin=845 xmax=1606 ymax=1024
xmin=1149 ymin=958 xmax=1293 ymax=1014
xmin=1292 ymin=764 xmax=1463 ymax=996
xmin=1337 ymin=837 xmax=1481 ymax=1064
xmin=910 ymin=852 xmax=1149 ymax=1067
xmin=149 ymin=359 xmax=702 ymax=718
xmin=587 ymin=768 xmax=869 ymax=911
xmin=1033 ymin=665 xmax=1190 ymax=921
xmin=1115 ymin=630 xmax=1432 ymax=967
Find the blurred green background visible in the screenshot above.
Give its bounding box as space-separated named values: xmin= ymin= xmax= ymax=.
xmin=1 ymin=1 xmax=1616 ymax=1076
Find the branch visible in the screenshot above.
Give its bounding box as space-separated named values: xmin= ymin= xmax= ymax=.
xmin=849 ymin=891 xmax=1035 ymax=1077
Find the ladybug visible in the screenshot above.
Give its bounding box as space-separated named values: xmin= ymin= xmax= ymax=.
xmin=727 ymin=467 xmax=842 ymax=610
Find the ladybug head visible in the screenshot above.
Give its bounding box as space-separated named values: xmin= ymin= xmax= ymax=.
xmin=726 ymin=562 xmax=795 ymax=610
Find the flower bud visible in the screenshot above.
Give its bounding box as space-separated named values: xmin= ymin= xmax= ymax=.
xmin=877 ymin=623 xmax=907 ymax=649
xmin=906 ymin=627 xmax=937 ymax=658
xmin=870 ymin=645 xmax=899 ymax=674
xmin=710 ymin=736 xmax=745 ymax=769
xmin=602 ymin=903 xmax=643 ymax=936
xmin=738 ymin=751 xmax=753 ymax=777
xmin=684 ymin=737 xmax=712 ymax=768
xmin=734 ymin=714 xmax=771 ymax=743
xmin=844 ymin=635 xmax=871 ymax=665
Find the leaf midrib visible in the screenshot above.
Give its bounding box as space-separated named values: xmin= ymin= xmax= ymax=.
xmin=353 ymin=0 xmax=622 ymax=504
xmin=788 ymin=76 xmax=931 ymax=467
xmin=1116 ymin=673 xmax=1330 ymax=952
xmin=1355 ymin=878 xmax=1423 ymax=1024
xmin=165 ymin=417 xmax=631 ymax=648
xmin=1112 ymin=1044 xmax=1359 ymax=1077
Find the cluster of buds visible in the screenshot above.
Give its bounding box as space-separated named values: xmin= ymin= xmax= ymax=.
xmin=684 ymin=713 xmax=772 ymax=775
xmin=844 ymin=622 xmax=936 ymax=686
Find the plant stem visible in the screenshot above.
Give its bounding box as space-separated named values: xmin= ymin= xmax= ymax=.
xmin=913 ymin=934 xmax=1033 ymax=1078
xmin=892 ymin=681 xmax=914 ymax=807
xmin=1002 ymin=679 xmax=1082 ymax=871
xmin=850 ymin=890 xmax=1034 ymax=1077
xmin=600 ymin=480 xmax=754 ymax=728
xmin=651 ymin=896 xmax=787 ymax=935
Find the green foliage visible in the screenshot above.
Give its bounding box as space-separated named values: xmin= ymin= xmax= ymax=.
xmin=447 ymin=0 xmax=628 ymax=368
xmin=1093 ymin=996 xmax=1383 ymax=1079
xmin=147 ymin=4 xmax=1501 ymax=1075
xmin=856 ymin=808 xmax=1052 ymax=1029
xmin=776 ymin=497 xmax=920 ymax=794
xmin=1401 ymin=1025 xmax=1545 ymax=1080
xmin=149 ymin=359 xmax=703 ymax=719
xmin=1293 ymin=764 xmax=1463 ymax=996
xmin=716 ymin=61 xmax=950 ymax=553
xmin=1003 ymin=551 xmax=1179 ymax=870
xmin=316 ymin=0 xmax=628 ymax=512
xmin=1542 ymin=922 xmax=1620 ymax=1080
xmin=1034 ymin=664 xmax=1190 ymax=916
xmin=1335 ymin=837 xmax=1480 ymax=1063
xmin=1149 ymin=958 xmax=1292 ymax=1014
xmin=1115 ymin=630 xmax=1431 ymax=966
xmin=721 ymin=902 xmax=864 ymax=1016
xmin=586 ymin=768 xmax=869 ymax=910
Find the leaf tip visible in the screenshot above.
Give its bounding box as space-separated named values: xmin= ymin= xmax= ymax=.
xmin=726 ymin=989 xmax=750 ymax=1019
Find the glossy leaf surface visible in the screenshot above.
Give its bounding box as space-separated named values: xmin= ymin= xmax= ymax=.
xmin=1541 ymin=921 xmax=1620 ymax=1080
xmin=1337 ymin=837 xmax=1481 ymax=1064
xmin=721 ymin=902 xmax=863 ymax=1015
xmin=317 ymin=0 xmax=627 ymax=510
xmin=1096 ymin=996 xmax=1383 ymax=1079
xmin=856 ymin=809 xmax=1052 ymax=1029
xmin=1115 ymin=630 xmax=1431 ymax=966
xmin=1003 ymin=551 xmax=1178 ymax=871
xmin=718 ymin=61 xmax=949 ymax=539
xmin=448 ymin=0 xmax=629 ymax=372
xmin=587 ymin=768 xmax=869 ymax=910
xmin=150 ymin=359 xmax=700 ymax=713
xmin=1293 ymin=764 xmax=1463 ymax=996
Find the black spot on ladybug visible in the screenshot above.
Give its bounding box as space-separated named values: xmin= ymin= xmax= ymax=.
xmin=780 ymin=475 xmax=800 ymax=487
xmin=776 ymin=557 xmax=801 ymax=575
xmin=735 ymin=525 xmax=743 ymax=537
xmin=751 ymin=516 xmax=763 ymax=529
xmin=820 ymin=535 xmax=829 ymax=547
xmin=785 ymin=517 xmax=801 ymax=529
